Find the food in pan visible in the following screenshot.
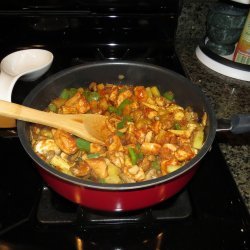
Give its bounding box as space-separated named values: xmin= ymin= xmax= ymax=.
xmin=30 ymin=82 xmax=207 ymax=184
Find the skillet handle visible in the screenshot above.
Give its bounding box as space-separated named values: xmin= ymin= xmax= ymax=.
xmin=231 ymin=114 xmax=250 ymax=134
xmin=217 ymin=114 xmax=250 ymax=134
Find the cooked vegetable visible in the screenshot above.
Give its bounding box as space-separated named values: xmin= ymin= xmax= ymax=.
xmin=60 ymin=89 xmax=70 ymax=99
xmin=163 ymin=91 xmax=174 ymax=101
xmin=87 ymin=153 xmax=101 ymax=159
xmin=48 ymin=103 xmax=57 ymax=112
xmin=117 ymin=116 xmax=132 ymax=129
xmin=76 ymin=138 xmax=90 ymax=152
xmin=192 ymin=129 xmax=204 ymax=149
xmin=84 ymin=91 xmax=100 ymax=102
xmin=69 ymin=88 xmax=77 ymax=98
xmin=30 ymin=83 xmax=206 ymax=184
xmin=150 ymin=86 xmax=160 ymax=97
xmin=116 ymin=98 xmax=132 ymax=115
xmin=151 ymin=160 xmax=160 ymax=170
xmin=128 ymin=147 xmax=138 ymax=165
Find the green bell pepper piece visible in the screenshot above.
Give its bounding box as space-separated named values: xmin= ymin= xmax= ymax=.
xmin=116 ymin=98 xmax=132 ymax=115
xmin=163 ymin=91 xmax=174 ymax=101
xmin=87 ymin=153 xmax=100 ymax=159
xmin=76 ymin=138 xmax=90 ymax=152
xmin=60 ymin=89 xmax=70 ymax=99
xmin=48 ymin=103 xmax=57 ymax=112
xmin=128 ymin=147 xmax=138 ymax=165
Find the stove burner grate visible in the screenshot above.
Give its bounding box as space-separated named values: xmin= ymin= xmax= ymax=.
xmin=37 ymin=186 xmax=192 ymax=226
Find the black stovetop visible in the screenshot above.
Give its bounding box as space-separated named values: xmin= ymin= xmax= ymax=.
xmin=0 ymin=1 xmax=250 ymax=249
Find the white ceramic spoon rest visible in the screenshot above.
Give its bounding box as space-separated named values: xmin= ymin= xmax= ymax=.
xmin=0 ymin=49 xmax=53 ymax=128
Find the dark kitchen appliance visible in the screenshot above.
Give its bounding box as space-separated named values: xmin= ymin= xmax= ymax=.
xmin=0 ymin=1 xmax=249 ymax=249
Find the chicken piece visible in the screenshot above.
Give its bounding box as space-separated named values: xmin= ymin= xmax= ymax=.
xmin=123 ymin=165 xmax=145 ymax=182
xmin=125 ymin=133 xmax=138 ymax=145
xmin=155 ymin=129 xmax=172 ymax=145
xmin=85 ymin=157 xmax=108 ymax=179
xmin=90 ymin=143 xmax=106 ymax=154
xmin=107 ymin=151 xmax=125 ymax=168
xmin=109 ymin=86 xmax=119 ymax=103
xmin=162 ymin=143 xmax=177 ymax=152
xmin=51 ymin=98 xmax=67 ymax=109
xmin=62 ymin=92 xmax=90 ymax=114
xmin=89 ymin=100 xmax=100 ymax=114
xmin=135 ymin=118 xmax=150 ymax=130
xmin=184 ymin=108 xmax=199 ymax=122
xmin=160 ymin=158 xmax=179 ymax=175
xmin=125 ymin=123 xmax=137 ymax=144
xmin=124 ymin=154 xmax=133 ymax=167
xmin=147 ymin=110 xmax=158 ymax=120
xmin=40 ymin=128 xmax=53 ymax=139
xmin=150 ymin=120 xmax=162 ymax=134
xmin=147 ymin=97 xmax=156 ymax=105
xmin=134 ymin=129 xmax=146 ymax=144
xmin=159 ymin=145 xmax=175 ymax=160
xmin=141 ymin=102 xmax=159 ymax=111
xmin=169 ymin=123 xmax=197 ymax=139
xmin=53 ymin=129 xmax=78 ymax=155
xmin=130 ymin=110 xmax=143 ymax=122
xmin=119 ymin=173 xmax=136 ymax=183
xmin=60 ymin=106 xmax=78 ymax=114
xmin=141 ymin=142 xmax=161 ymax=155
xmin=145 ymin=169 xmax=158 ymax=180
xmin=133 ymin=86 xmax=148 ymax=102
xmin=99 ymin=97 xmax=109 ymax=112
xmin=117 ymin=89 xmax=133 ymax=106
xmin=106 ymin=117 xmax=120 ymax=133
xmin=155 ymin=96 xmax=166 ymax=107
xmin=129 ymin=100 xmax=139 ymax=111
xmin=177 ymin=137 xmax=191 ymax=145
xmin=108 ymin=135 xmax=124 ymax=152
xmin=174 ymin=111 xmax=185 ymax=121
xmin=139 ymin=156 xmax=151 ymax=172
xmin=144 ymin=131 xmax=153 ymax=143
xmin=166 ymin=104 xmax=184 ymax=112
xmin=175 ymin=145 xmax=194 ymax=161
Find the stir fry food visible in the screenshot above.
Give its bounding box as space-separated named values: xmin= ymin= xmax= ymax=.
xmin=30 ymin=82 xmax=207 ymax=184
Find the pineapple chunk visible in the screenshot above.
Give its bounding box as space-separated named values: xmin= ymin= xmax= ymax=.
xmin=108 ymin=164 xmax=121 ymax=176
xmin=50 ymin=155 xmax=71 ymax=172
xmin=192 ymin=130 xmax=204 ymax=149
xmin=150 ymin=86 xmax=161 ymax=97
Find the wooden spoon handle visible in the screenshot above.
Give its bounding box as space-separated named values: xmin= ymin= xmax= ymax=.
xmin=0 ymin=99 xmax=59 ymax=125
xmin=0 ymin=100 xmax=105 ymax=144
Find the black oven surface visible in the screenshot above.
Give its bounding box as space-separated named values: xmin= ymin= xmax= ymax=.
xmin=0 ymin=1 xmax=249 ymax=249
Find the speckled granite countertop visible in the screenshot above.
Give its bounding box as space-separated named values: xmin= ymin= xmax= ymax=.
xmin=175 ymin=40 xmax=250 ymax=213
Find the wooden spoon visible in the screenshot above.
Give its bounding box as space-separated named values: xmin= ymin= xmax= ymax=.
xmin=0 ymin=100 xmax=107 ymax=144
